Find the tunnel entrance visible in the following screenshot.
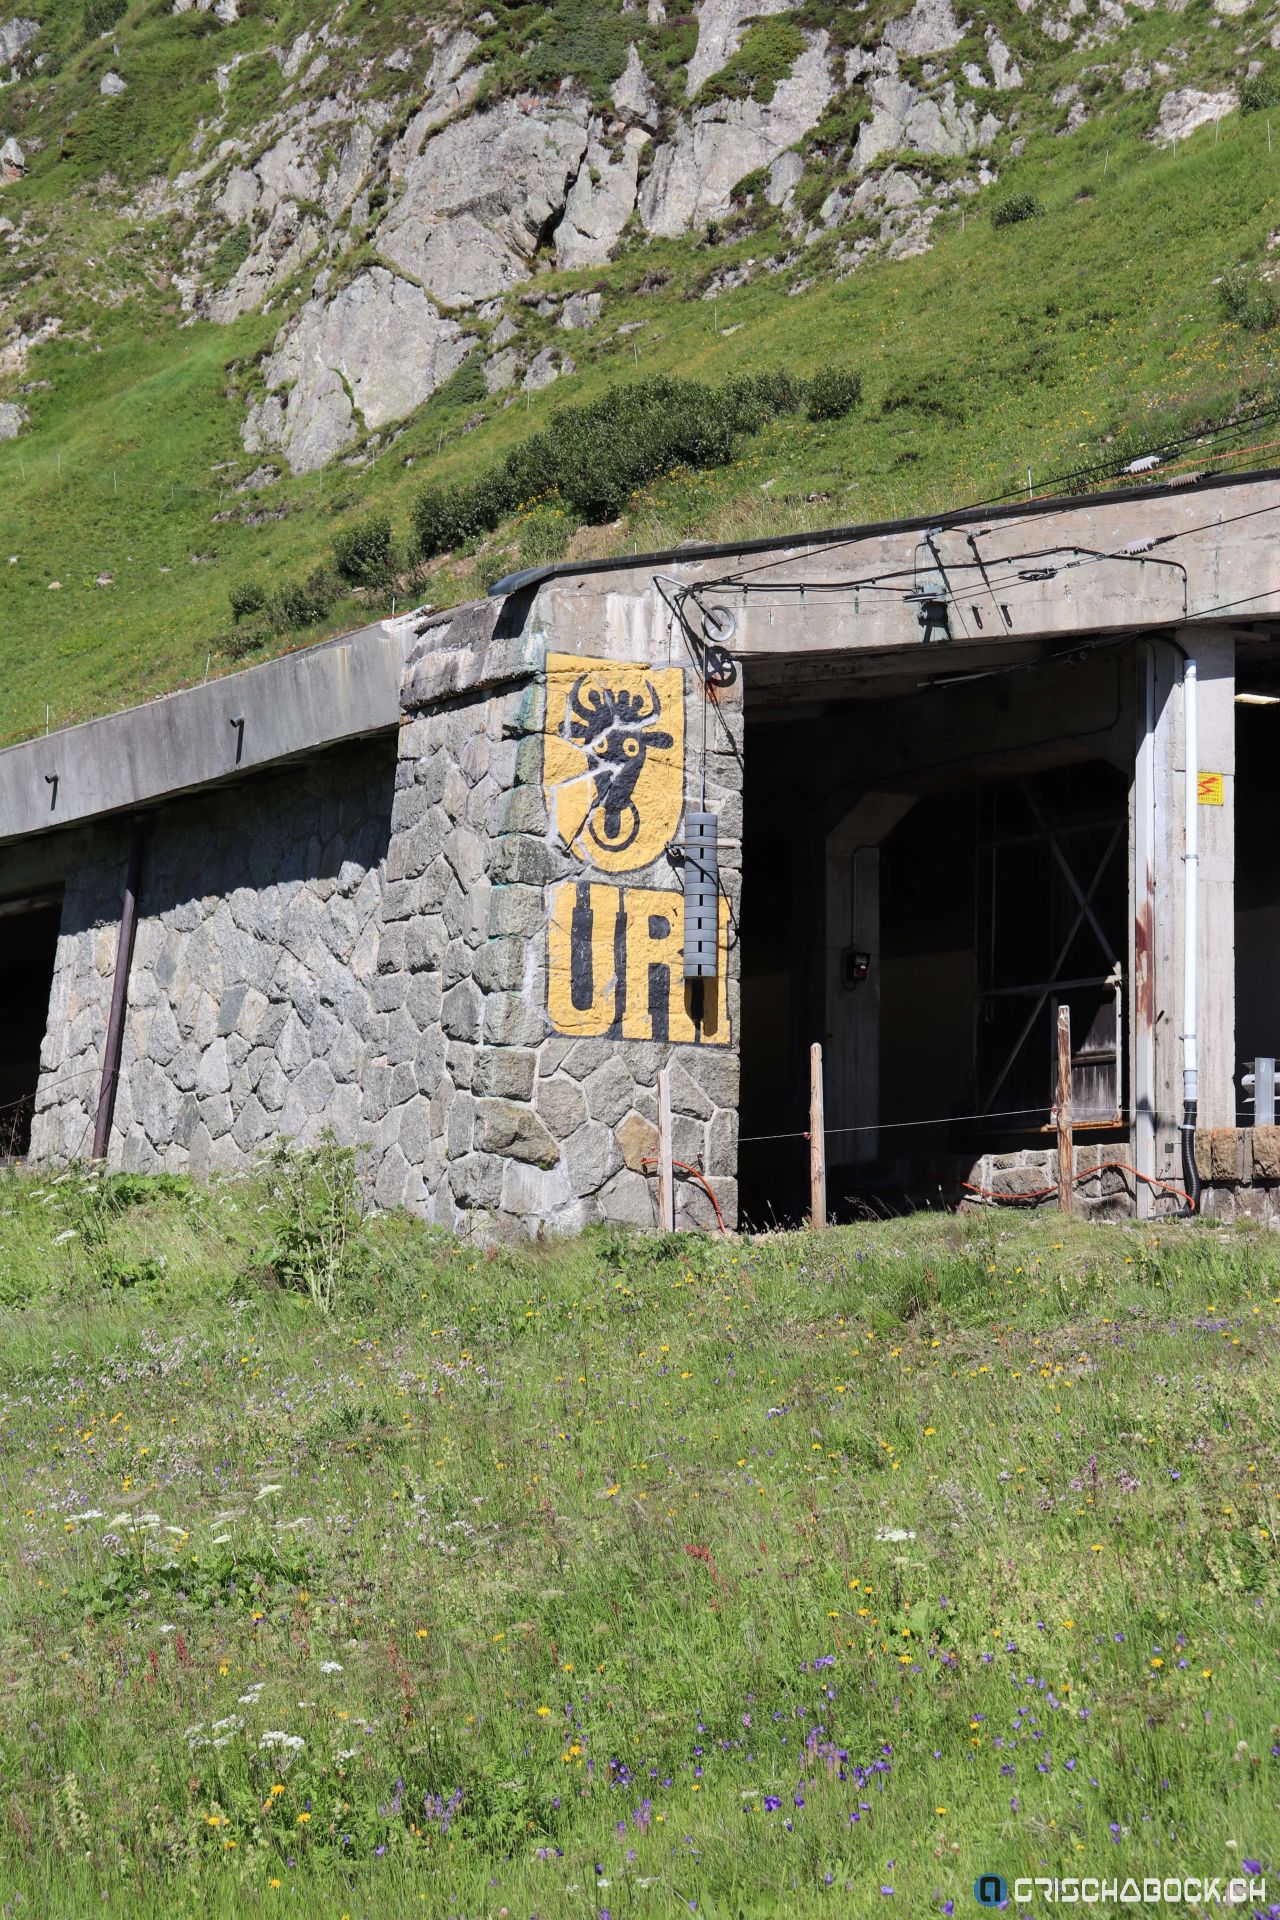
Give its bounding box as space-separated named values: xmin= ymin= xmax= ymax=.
xmin=738 ymin=648 xmax=1132 ymax=1226
xmin=0 ymin=891 xmax=62 ymax=1158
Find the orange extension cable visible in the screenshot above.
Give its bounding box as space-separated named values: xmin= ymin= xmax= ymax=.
xmin=962 ymin=1160 xmax=1195 ymax=1210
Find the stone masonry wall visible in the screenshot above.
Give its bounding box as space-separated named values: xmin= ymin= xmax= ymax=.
xmin=28 ymin=601 xmax=744 ymax=1237
xmin=364 ymin=603 xmax=744 ymax=1235
xmin=30 ymin=740 xmax=395 ymax=1174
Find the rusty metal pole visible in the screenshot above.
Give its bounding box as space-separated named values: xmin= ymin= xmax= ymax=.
xmin=1056 ymin=1004 xmax=1074 ymax=1217
xmin=809 ymin=1042 xmax=827 ymax=1230
xmin=93 ymin=821 xmax=149 ymax=1161
xmin=656 ymin=1066 xmax=675 ymax=1233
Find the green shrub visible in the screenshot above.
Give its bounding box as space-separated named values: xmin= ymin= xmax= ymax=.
xmin=228 ymin=579 xmax=265 ymax=624
xmin=411 ymin=371 xmax=817 ymax=562
xmin=225 ymin=624 xmax=270 ymax=662
xmin=209 ymin=222 xmax=252 ymax=286
xmin=805 ymin=366 xmax=863 ymax=422
xmin=433 ymin=354 xmax=488 ymax=411
xmin=1241 ymin=70 xmax=1280 ymax=114
xmin=332 ymin=512 xmax=393 ymax=586
xmin=83 ymin=0 xmax=126 ymax=35
xmin=700 ymin=17 xmax=806 ymax=104
xmin=266 ymin=575 xmax=330 ymax=632
xmin=991 ymin=192 xmax=1045 ymax=228
xmin=1218 ymin=263 xmax=1280 ymax=331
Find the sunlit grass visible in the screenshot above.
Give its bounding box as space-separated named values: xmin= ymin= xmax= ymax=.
xmin=0 ymin=1169 xmax=1274 ymax=1914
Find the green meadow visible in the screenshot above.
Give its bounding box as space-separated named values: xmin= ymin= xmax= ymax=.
xmin=0 ymin=1160 xmax=1274 ymax=1916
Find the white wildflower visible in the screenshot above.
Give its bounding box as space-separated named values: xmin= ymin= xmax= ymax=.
xmin=254 ymin=1485 xmax=283 ymax=1502
xmin=874 ymin=1526 xmax=916 ymax=1542
xmin=319 ymin=1661 xmax=343 ymax=1674
xmin=259 ymin=1731 xmax=305 ymax=1753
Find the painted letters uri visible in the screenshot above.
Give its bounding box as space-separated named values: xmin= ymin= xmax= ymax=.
xmin=543 ymin=652 xmax=728 ymax=1046
xmin=547 ymin=881 xmax=730 ymax=1045
xmin=543 ymin=653 xmax=685 ymax=872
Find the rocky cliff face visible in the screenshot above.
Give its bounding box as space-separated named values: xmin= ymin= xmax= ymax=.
xmin=0 ymin=0 xmax=1267 ymax=476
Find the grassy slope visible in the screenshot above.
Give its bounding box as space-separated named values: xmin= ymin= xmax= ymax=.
xmin=0 ymin=2 xmax=1278 ymax=743
xmin=0 ymin=1170 xmax=1275 ymax=1915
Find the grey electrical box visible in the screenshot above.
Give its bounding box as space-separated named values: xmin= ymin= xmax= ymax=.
xmin=683 ymin=810 xmax=719 ymax=979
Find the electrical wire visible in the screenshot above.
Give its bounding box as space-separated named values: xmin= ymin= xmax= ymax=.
xmin=961 ymin=1161 xmax=1195 ymax=1208
xmin=701 ymin=399 xmax=1280 ymax=591
xmin=739 ymin=1104 xmax=1055 ymax=1145
xmin=641 ymin=1156 xmax=729 ymax=1233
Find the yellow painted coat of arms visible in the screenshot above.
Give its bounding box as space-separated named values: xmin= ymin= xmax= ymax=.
xmin=543 ymin=653 xmax=685 ymax=873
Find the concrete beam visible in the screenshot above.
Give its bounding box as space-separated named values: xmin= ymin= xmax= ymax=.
xmin=531 ymin=476 xmax=1280 ymax=665
xmin=0 ymin=620 xmax=409 ymax=847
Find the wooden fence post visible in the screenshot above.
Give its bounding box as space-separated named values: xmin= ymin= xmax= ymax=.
xmin=809 ymin=1042 xmax=827 ymax=1230
xmin=1056 ymin=1004 xmax=1073 ymax=1217
xmin=657 ymin=1066 xmax=675 ymax=1233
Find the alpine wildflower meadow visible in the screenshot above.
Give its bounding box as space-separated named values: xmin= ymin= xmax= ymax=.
xmin=0 ymin=1162 xmax=1275 ymax=1918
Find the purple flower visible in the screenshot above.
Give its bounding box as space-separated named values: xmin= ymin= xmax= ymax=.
xmin=880 ymin=1886 xmax=893 ymax=1897
xmin=764 ymin=1795 xmax=781 ymax=1813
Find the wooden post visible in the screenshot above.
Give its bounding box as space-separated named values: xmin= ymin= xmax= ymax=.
xmin=656 ymin=1066 xmax=675 ymax=1233
xmin=809 ymin=1042 xmax=827 ymax=1230
xmin=1056 ymin=1004 xmax=1073 ymax=1217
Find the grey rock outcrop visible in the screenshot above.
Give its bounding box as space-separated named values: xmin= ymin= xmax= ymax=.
xmin=0 ymin=400 xmax=27 ymax=439
xmin=377 ymin=96 xmax=591 ymax=306
xmin=611 ymin=43 xmax=657 ymax=125
xmin=390 ymin=28 xmax=487 ymax=171
xmin=559 ymin=290 xmax=602 ymax=329
xmin=554 ymin=125 xmax=648 ymax=268
xmin=522 ymin=346 xmax=573 ymax=391
xmin=484 ymin=347 xmax=521 ymax=394
xmin=1152 ymin=86 xmax=1237 ymax=142
xmin=987 ymin=29 xmax=1023 ymax=88
xmin=640 ymin=33 xmax=834 ymax=235
xmin=765 ymin=148 xmax=805 ymax=204
xmin=100 ymin=69 xmax=127 ymax=95
xmin=852 ymin=52 xmax=998 ymax=170
xmin=201 ymin=101 xmax=388 ymax=323
xmin=0 ymin=16 xmax=38 ymax=66
xmin=882 ymin=0 xmax=967 ymax=56
xmin=243 ymin=267 xmax=473 ymax=474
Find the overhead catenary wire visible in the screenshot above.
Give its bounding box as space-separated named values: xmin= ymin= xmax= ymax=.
xmin=697 ymin=398 xmax=1280 ymax=592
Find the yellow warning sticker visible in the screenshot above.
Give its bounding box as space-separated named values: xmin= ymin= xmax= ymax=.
xmin=1197 ymin=771 xmax=1225 ymax=806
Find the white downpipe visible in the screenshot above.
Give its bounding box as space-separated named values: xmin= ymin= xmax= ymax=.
xmin=1183 ymin=654 xmax=1199 ymax=1116
xmin=1134 ymin=643 xmax=1157 ymax=1217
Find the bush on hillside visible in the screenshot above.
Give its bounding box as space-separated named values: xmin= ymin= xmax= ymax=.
xmin=1241 ymin=69 xmax=1280 ymax=114
xmin=332 ymin=513 xmax=393 ymax=586
xmin=806 ymin=366 xmax=863 ymax=422
xmin=991 ymin=192 xmax=1045 ymax=228
xmin=266 ymin=574 xmax=330 ymax=632
xmin=83 ymin=0 xmax=126 ymax=34
xmin=229 ymin=580 xmax=265 ymax=625
xmin=433 ymin=354 xmax=488 ymax=411
xmin=410 ymin=368 xmax=860 ymax=563
xmin=1218 ymin=263 xmax=1280 ymax=332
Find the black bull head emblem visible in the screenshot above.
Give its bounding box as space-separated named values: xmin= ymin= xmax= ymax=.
xmin=567 ymin=677 xmax=673 ymax=854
